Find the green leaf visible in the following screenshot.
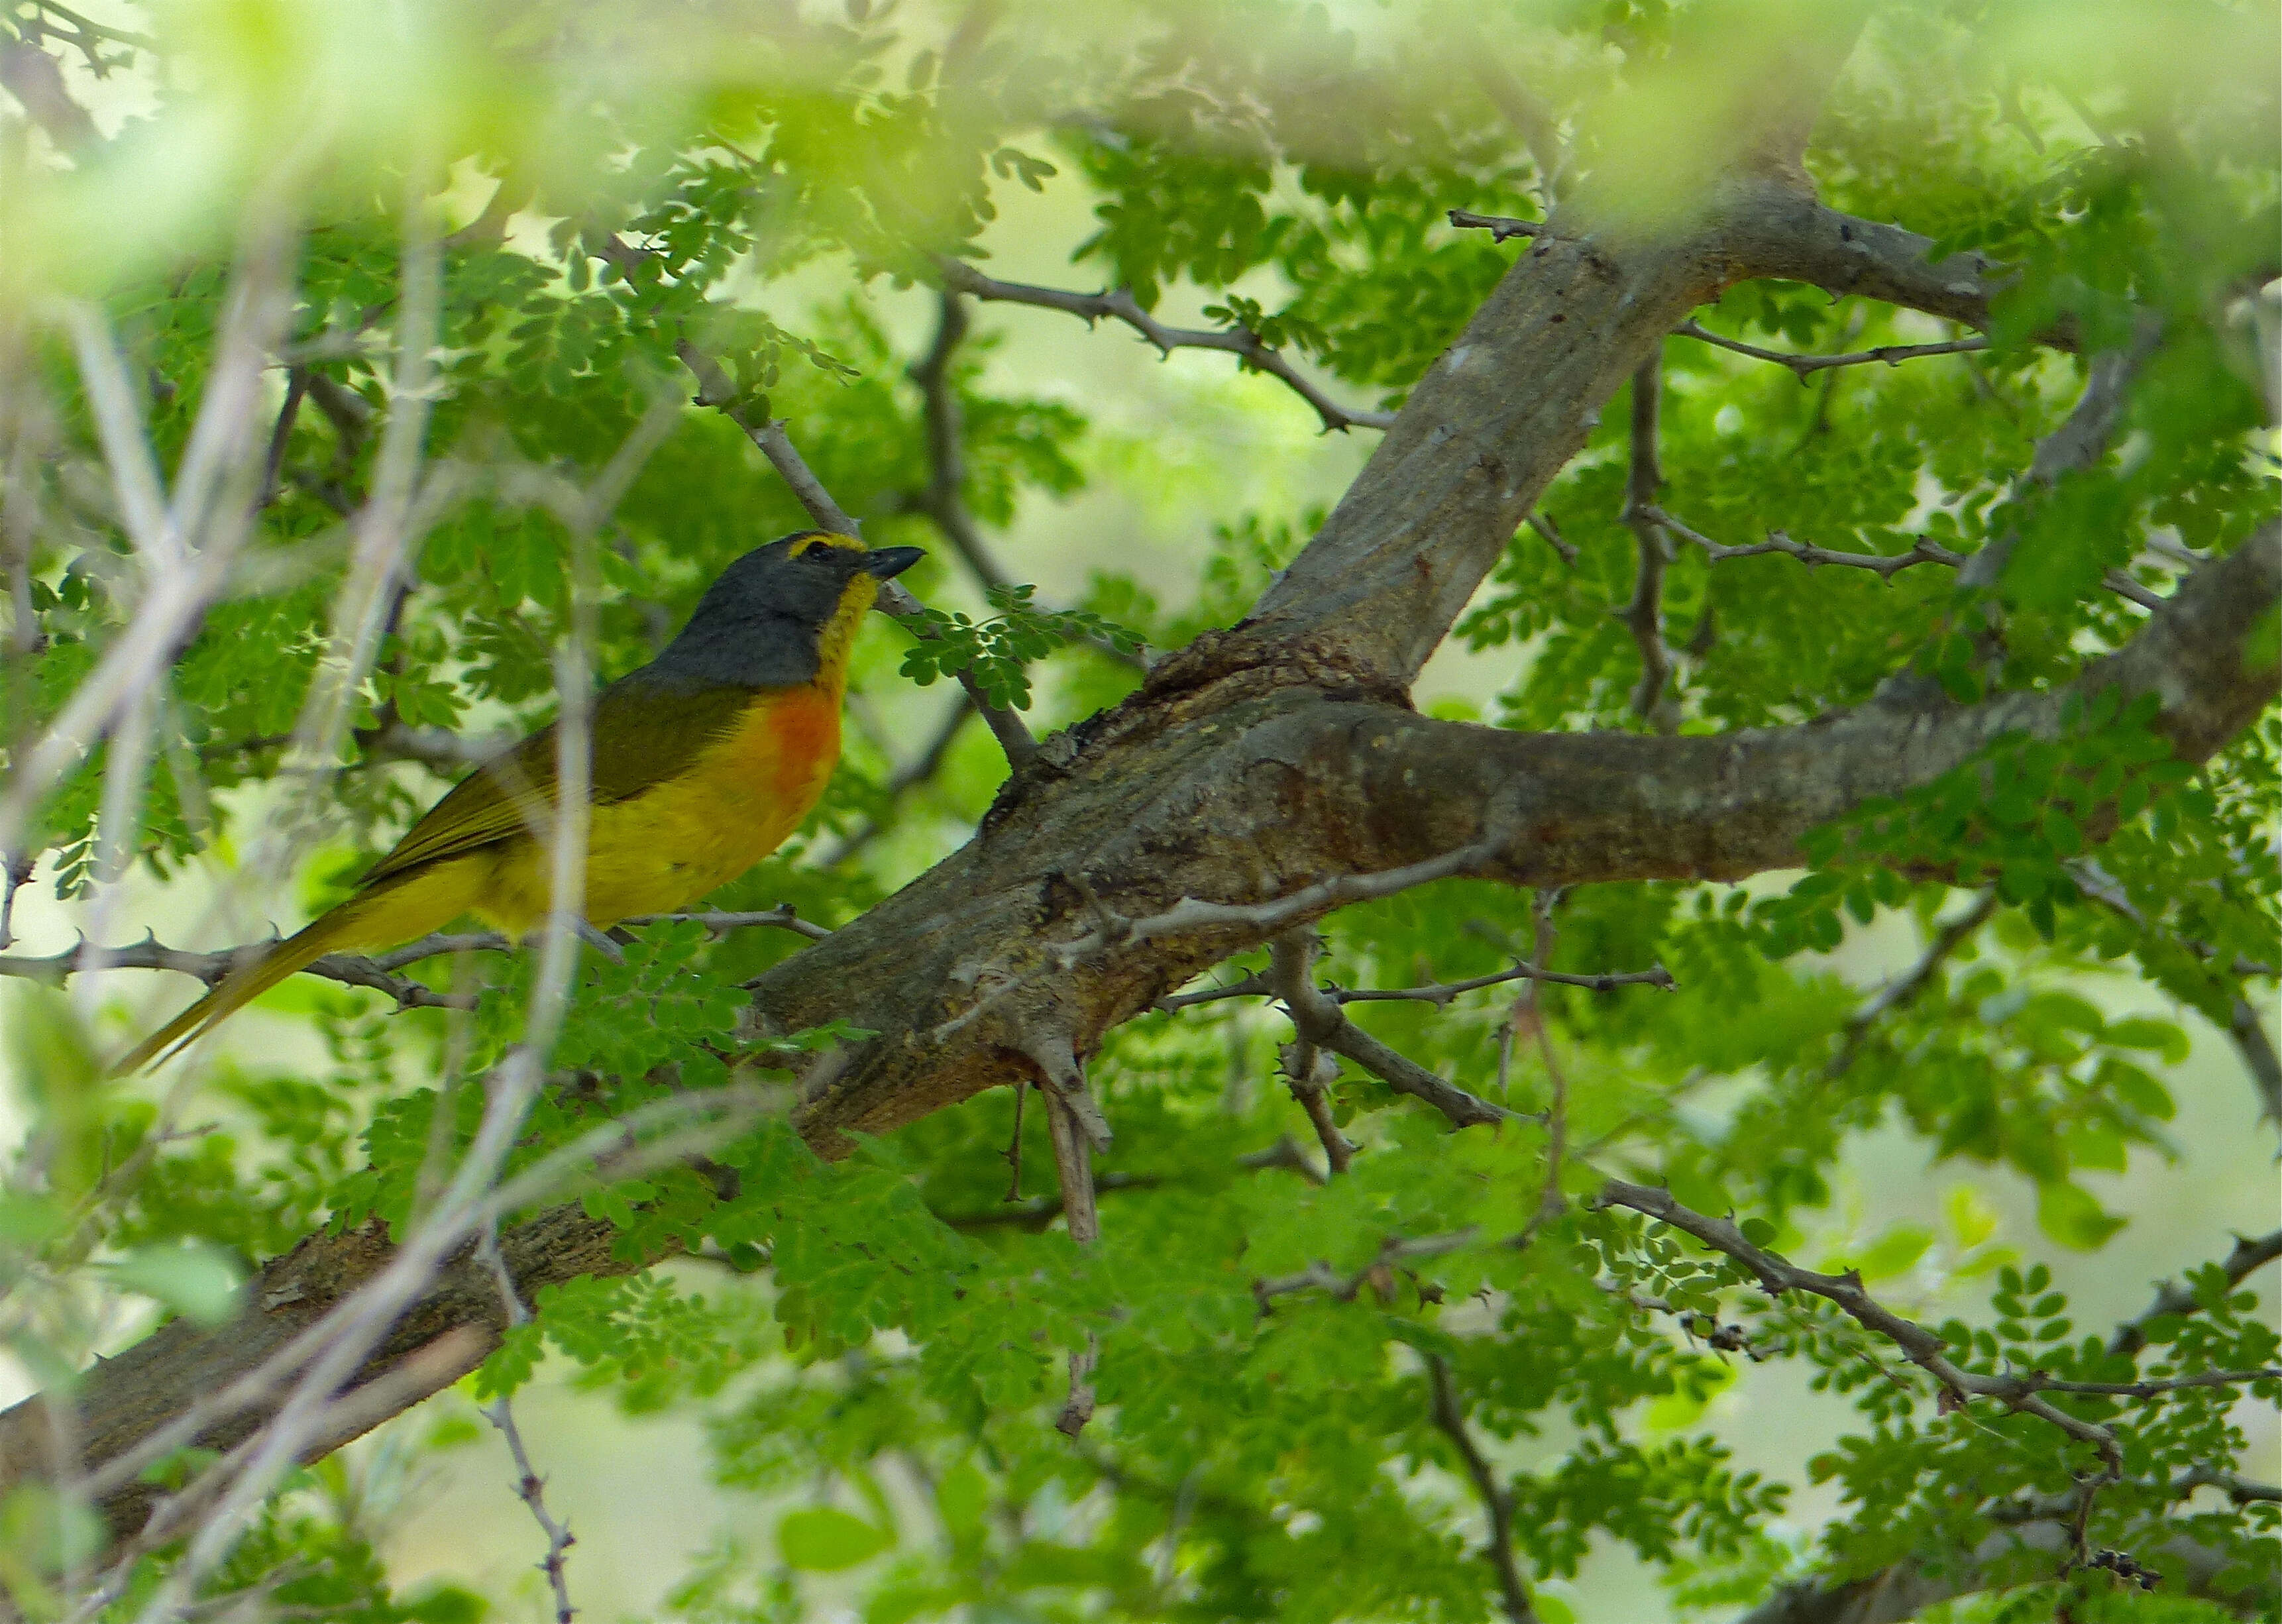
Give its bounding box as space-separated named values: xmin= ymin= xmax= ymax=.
xmin=1854 ymin=1224 xmax=1934 ymax=1282
xmin=103 ymin=1244 xmax=243 ymax=1326
xmin=779 ymin=1506 xmax=895 ymax=1571
xmin=2034 ymin=1181 xmax=2127 ymax=1251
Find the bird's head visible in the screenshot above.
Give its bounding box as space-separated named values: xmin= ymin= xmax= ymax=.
xmin=651 ymin=531 xmax=925 ymax=690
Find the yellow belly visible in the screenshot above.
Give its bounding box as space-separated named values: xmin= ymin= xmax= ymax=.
xmin=333 ymin=689 xmax=840 ymax=947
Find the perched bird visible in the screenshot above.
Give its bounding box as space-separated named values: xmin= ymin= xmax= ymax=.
xmin=116 ymin=530 xmax=922 ymax=1072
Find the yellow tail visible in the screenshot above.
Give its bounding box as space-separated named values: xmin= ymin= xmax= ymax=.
xmin=112 ymin=908 xmax=364 ymax=1075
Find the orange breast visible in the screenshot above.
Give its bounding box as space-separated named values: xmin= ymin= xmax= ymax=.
xmin=718 ymin=687 xmax=840 ymax=810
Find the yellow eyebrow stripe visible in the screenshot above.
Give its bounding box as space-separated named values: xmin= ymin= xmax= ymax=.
xmin=785 ymin=531 xmax=865 ymax=559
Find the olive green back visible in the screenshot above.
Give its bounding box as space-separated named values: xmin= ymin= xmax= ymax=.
xmin=360 ymin=680 xmax=759 ymax=889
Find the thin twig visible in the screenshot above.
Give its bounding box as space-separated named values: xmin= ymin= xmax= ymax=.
xmin=1674 ymin=317 xmax=1990 ymax=380
xmin=905 ymin=289 xmax=1144 ymax=669
xmin=1161 ymin=955 xmax=1674 ymax=1012
xmin=2109 ymin=1227 xmax=2282 ymax=1360
xmin=476 ymin=1230 xmax=577 ymax=1624
xmin=1619 ymin=354 xmax=1678 ymax=731
xmin=934 ymin=257 xmax=1393 ymax=433
xmin=1647 ymin=504 xmax=1968 ymax=579
xmin=1254 ymin=1230 xmax=1478 ymax=1309
xmin=1268 ymin=926 xmax=1517 ymax=1132
xmin=0 ymin=907 xmax=826 ymax=1014
xmin=1425 ymin=1354 xmax=1541 ymax=1624
xmin=1825 ymin=891 xmax=1997 ymax=1077
xmin=1592 ymin=1180 xmax=2123 ymax=1474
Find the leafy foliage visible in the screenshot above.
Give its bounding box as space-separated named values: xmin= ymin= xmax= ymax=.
xmin=0 ymin=2 xmax=2271 ymax=1623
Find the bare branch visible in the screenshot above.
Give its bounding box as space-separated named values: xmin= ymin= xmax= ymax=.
xmin=1992 ymin=1464 xmax=2282 ymax=1527
xmin=1425 ymin=1354 xmax=1541 ymax=1624
xmin=627 ymin=906 xmax=832 ymax=943
xmin=1267 ymin=926 xmax=1517 ymax=1132
xmin=0 ymin=933 xmax=476 ymax=1012
xmin=2226 ymin=997 xmax=2282 ymax=1124
xmin=933 ymin=256 xmax=1394 ymax=434
xmin=1647 ymin=505 xmax=1967 ymax=578
xmin=1826 ymin=891 xmax=1997 ymax=1077
xmin=906 ymin=289 xmax=1144 ymax=670
xmin=1254 ymin=1230 xmax=1478 ymax=1308
xmin=1651 ymin=501 xmax=2163 ymax=609
xmin=1162 ymin=953 xmax=1673 ymax=1012
xmin=1592 ymin=1179 xmax=2123 ymax=1473
xmin=2110 ymin=1227 xmax=2282 ymax=1360
xmin=0 ymin=908 xmax=825 ymax=1014
xmin=480 ymin=1394 xmax=578 ymax=1624
xmin=1446 ymin=207 xmax=1565 ymax=243
xmin=1674 ymin=318 xmax=1990 ymax=380
xmin=475 ymin=1227 xmax=576 ymax=1624
xmin=1985 ymin=1368 xmax=2280 ymax=1400
xmin=1268 ymin=932 xmax=1356 ymax=1173
xmin=1620 ymin=354 xmax=1679 ymax=730
xmin=1526 ymin=512 xmax=1577 ymax=567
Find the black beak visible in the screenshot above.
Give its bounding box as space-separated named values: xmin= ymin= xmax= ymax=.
xmin=861 ymin=546 xmax=925 ymax=580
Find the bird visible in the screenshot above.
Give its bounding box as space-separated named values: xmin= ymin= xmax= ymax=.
xmin=115 ymin=530 xmax=923 ymax=1073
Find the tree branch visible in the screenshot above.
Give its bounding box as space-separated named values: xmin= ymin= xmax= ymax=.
xmin=1648 ymin=505 xmax=1966 ymax=578
xmin=1674 ymin=318 xmax=1990 ymax=380
xmin=932 ymin=258 xmax=1394 ymax=434
xmin=1425 ymin=1354 xmax=1541 ymax=1624
xmin=1826 ymin=891 xmax=1996 ymax=1077
xmin=764 ymin=527 xmax=2277 ymax=1156
xmin=1264 ymin=926 xmax=1517 ymax=1131
xmin=2109 ymin=1227 xmax=2282 ymax=1360
xmin=1620 ymin=352 xmax=1679 ymax=729
xmin=1592 ymin=1179 xmax=2122 ymax=1471
xmin=904 ymin=288 xmax=1144 ymax=671
xmin=1732 ymin=1523 xmax=2264 ymax=1624
xmin=1161 ymin=954 xmax=1674 ymax=1013
xmin=0 ymin=908 xmax=828 ymax=1018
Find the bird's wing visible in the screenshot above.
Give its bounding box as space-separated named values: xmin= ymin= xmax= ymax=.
xmin=359 ymin=680 xmax=759 ymax=887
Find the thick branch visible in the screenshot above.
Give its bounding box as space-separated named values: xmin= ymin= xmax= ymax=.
xmin=0 ymin=1205 xmax=639 ymax=1544
xmin=763 ymin=530 xmax=2277 ymax=1156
